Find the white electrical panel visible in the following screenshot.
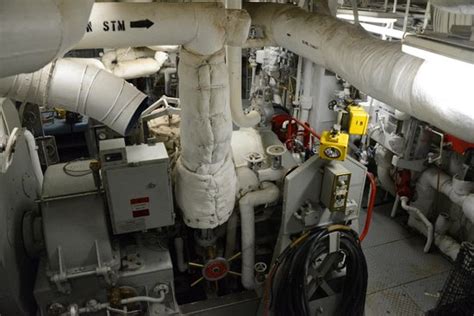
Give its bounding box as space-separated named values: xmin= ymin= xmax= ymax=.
xmin=100 ymin=139 xmax=174 ymax=234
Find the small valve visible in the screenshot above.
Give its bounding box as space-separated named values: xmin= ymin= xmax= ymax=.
xmin=266 ymin=145 xmax=287 ymax=169
xmin=243 ymin=152 xmax=264 ymax=171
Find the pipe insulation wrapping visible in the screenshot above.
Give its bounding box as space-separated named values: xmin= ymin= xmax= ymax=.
xmin=76 ymin=2 xmax=251 ymax=56
xmin=0 ymin=0 xmax=94 ymax=77
xmin=175 ymin=48 xmax=237 ymax=229
xmin=431 ymin=0 xmax=474 ymax=14
xmin=0 ymin=59 xmax=147 ymax=135
xmin=245 ymin=3 xmax=474 ymax=143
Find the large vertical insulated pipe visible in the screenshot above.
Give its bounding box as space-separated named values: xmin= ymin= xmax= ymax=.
xmin=174 ymin=8 xmax=251 ymax=229
xmin=174 ymin=48 xmax=237 ymax=228
xmin=244 ymin=3 xmax=474 ymax=143
xmin=0 ymin=0 xmax=94 ymax=77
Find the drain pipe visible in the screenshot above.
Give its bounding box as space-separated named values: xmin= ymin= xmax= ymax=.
xmin=400 ymin=196 xmax=434 ymax=253
xmin=0 ymin=59 xmax=147 ymax=135
xmin=225 ymin=0 xmax=261 ymax=128
xmin=23 ymin=130 xmax=43 ymax=197
xmin=240 ymin=182 xmax=279 ymax=290
xmin=418 ymin=168 xmax=474 ymax=223
xmin=244 ymin=3 xmax=474 ymax=143
xmin=0 ymin=0 xmax=94 ymax=77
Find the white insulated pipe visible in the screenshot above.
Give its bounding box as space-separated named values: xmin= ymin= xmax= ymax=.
xmin=75 ymin=2 xmax=250 ymax=56
xmin=299 ymin=58 xmax=313 ymax=123
xmin=239 ymin=182 xmax=279 ymax=290
xmin=226 ymin=0 xmax=261 ymax=128
xmin=418 ymin=168 xmax=474 ymax=224
xmin=0 ymin=0 xmax=94 ymax=77
xmin=0 ymin=59 xmax=147 ymax=135
xmin=245 ymin=3 xmax=474 ymax=143
xmin=23 ymin=130 xmax=43 ymax=197
xmin=227 ymin=46 xmax=262 ymax=127
xmin=174 ymin=49 xmax=238 ymax=229
xmin=400 ymin=196 xmax=434 ymax=253
xmin=430 ymin=0 xmax=474 ymax=14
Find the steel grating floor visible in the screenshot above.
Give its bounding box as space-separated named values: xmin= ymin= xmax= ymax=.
xmin=359 ymin=200 xmax=453 ymax=315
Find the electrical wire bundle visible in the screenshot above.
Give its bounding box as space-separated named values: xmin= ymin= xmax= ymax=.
xmin=264 ymin=226 xmax=368 ymax=316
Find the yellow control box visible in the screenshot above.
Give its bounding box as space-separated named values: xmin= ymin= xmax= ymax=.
xmin=347 ymin=105 xmax=369 ymax=135
xmin=319 ymin=131 xmax=349 ymax=161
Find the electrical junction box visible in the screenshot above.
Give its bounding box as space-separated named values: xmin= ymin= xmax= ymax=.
xmin=100 ymin=139 xmax=174 ymax=234
xmin=347 ymin=105 xmax=369 ymax=135
xmin=320 ymin=162 xmax=352 ymax=212
xmin=319 ymin=131 xmax=349 ymax=161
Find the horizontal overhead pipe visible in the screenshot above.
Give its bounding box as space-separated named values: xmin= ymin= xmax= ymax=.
xmin=0 ymin=0 xmax=94 ymax=77
xmin=244 ymin=3 xmax=474 ymax=143
xmin=430 ymin=0 xmax=474 ymax=14
xmin=75 ymin=2 xmax=250 ymax=56
xmin=0 ymin=59 xmax=147 ymax=135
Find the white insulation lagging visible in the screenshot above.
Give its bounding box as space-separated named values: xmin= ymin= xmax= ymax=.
xmin=174 ymin=48 xmax=237 ymax=229
xmin=245 ymin=3 xmax=474 ymax=143
xmin=0 ymin=0 xmax=94 ymax=77
xmin=431 ymin=0 xmax=474 ymax=14
xmin=0 ymin=59 xmax=147 ymax=135
xmin=240 ymin=182 xmax=279 ymax=290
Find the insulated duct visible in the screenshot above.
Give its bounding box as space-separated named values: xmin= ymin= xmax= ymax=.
xmin=0 ymin=0 xmax=94 ymax=77
xmin=0 ymin=59 xmax=147 ymax=135
xmin=245 ymin=3 xmax=474 ymax=143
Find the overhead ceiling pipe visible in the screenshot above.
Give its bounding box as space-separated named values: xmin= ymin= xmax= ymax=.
xmin=0 ymin=0 xmax=94 ymax=78
xmin=0 ymin=59 xmax=147 ymax=135
xmin=75 ymin=2 xmax=247 ymax=55
xmin=430 ymin=0 xmax=474 ymax=14
xmin=245 ymin=3 xmax=474 ymax=143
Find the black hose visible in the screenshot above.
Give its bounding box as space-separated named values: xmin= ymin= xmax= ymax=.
xmin=272 ymin=228 xmax=367 ymax=316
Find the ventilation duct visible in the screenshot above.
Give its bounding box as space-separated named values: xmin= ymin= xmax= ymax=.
xmin=0 ymin=59 xmax=147 ymax=135
xmin=245 ymin=3 xmax=474 ymax=143
xmin=0 ymin=0 xmax=94 ymax=77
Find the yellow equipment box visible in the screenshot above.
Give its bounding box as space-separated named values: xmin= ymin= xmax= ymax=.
xmin=347 ymin=105 xmax=369 ymax=135
xmin=319 ymin=131 xmax=349 ymax=161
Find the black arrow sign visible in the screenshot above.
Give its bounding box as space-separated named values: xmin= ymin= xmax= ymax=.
xmin=130 ymin=19 xmax=154 ymax=29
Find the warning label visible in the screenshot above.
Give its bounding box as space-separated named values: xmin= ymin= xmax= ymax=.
xmin=130 ymin=197 xmax=150 ymax=217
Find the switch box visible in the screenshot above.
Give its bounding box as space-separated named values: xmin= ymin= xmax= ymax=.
xmin=347 ymin=105 xmax=369 ymax=135
xmin=320 ymin=163 xmax=351 ymax=212
xmin=100 ymin=139 xmax=174 ymax=234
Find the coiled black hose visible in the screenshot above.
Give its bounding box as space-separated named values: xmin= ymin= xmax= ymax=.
xmin=270 ymin=227 xmax=367 ymax=316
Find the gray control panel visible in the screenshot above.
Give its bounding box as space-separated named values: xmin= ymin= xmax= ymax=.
xmin=100 ymin=139 xmax=174 ymax=234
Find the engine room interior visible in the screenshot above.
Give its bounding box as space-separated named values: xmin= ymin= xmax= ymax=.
xmin=1 ymin=0 xmax=474 ymax=315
